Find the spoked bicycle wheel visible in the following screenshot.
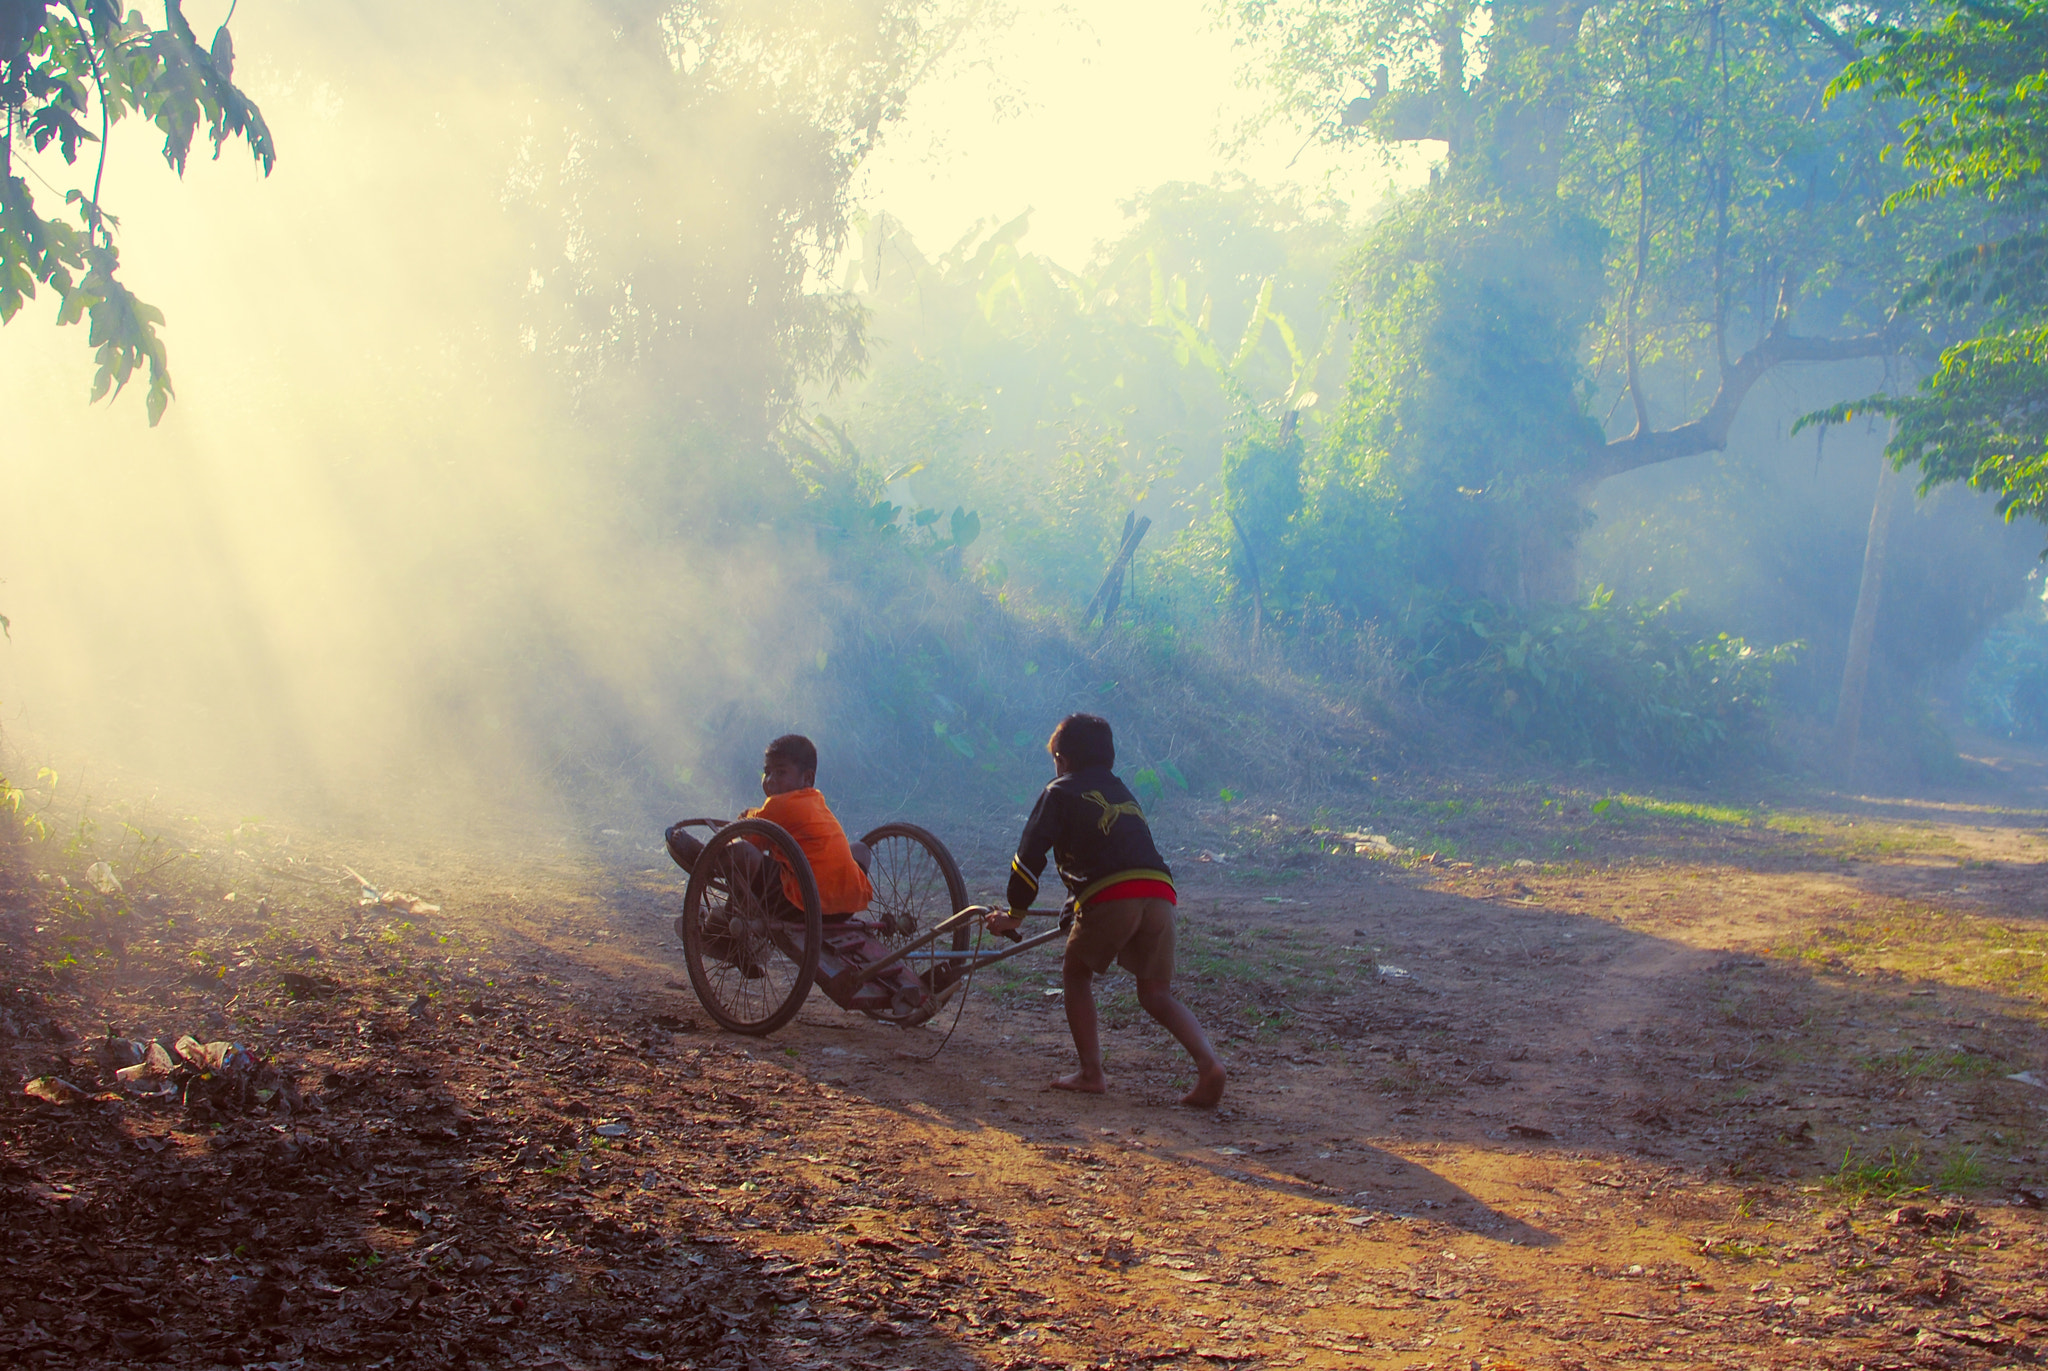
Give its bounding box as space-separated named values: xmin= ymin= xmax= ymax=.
xmin=680 ymin=820 xmax=823 ymax=1035
xmin=858 ymin=822 xmax=970 ymax=1021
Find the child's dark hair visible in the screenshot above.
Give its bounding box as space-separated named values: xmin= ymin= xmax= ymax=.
xmin=766 ymin=734 xmax=818 ymax=778
xmin=1047 ymin=714 xmax=1114 ymax=768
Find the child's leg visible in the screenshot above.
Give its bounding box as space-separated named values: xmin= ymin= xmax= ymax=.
xmin=664 ymin=824 xmax=705 ymax=873
xmin=1053 ymin=943 xmax=1108 ymax=1093
xmin=672 ymin=834 xmax=772 ymax=976
xmin=665 ymin=826 xmax=767 ymax=895
xmin=1135 ymin=977 xmax=1226 ymax=1108
xmin=722 ymin=838 xmax=766 ymax=884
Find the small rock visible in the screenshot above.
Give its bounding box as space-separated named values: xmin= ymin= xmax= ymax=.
xmin=280 ymin=972 xmax=339 ymax=1000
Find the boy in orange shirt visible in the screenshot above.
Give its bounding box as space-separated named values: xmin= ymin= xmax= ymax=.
xmin=665 ymin=734 xmax=873 ymax=919
xmin=666 ymin=735 xmax=947 ymax=1017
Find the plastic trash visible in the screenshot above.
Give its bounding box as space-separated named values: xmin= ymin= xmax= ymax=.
xmin=93 ymin=1034 xmax=147 ymax=1077
xmin=25 ymin=1076 xmax=90 ymax=1105
xmin=86 ymin=861 xmax=122 ymax=894
xmin=174 ymin=1036 xmax=255 ymax=1075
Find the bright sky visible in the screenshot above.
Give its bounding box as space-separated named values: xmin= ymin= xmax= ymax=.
xmin=857 ymin=1 xmax=1433 ymax=267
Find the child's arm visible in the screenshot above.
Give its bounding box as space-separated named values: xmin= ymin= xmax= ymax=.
xmin=984 ymin=786 xmax=1059 ymax=942
xmin=1005 ymin=786 xmax=1060 ymax=912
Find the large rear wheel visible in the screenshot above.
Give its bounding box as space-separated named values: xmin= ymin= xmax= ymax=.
xmin=857 ymin=822 xmax=970 ymax=1021
xmin=680 ymin=820 xmax=822 ymax=1036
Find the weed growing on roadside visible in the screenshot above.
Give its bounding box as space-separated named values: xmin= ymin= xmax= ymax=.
xmin=1935 ymin=1149 xmax=1986 ymax=1193
xmin=1824 ymin=1145 xmax=1927 ymax=1202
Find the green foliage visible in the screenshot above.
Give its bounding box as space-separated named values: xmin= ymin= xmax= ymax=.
xmin=816 ymin=178 xmax=1811 ymax=779
xmin=1838 ymin=0 xmax=2048 ymax=210
xmin=1963 ymin=590 xmax=2048 ymax=738
xmin=1401 ymin=586 xmax=1800 ymax=774
xmin=1810 ymin=1 xmax=2048 ymax=525
xmin=1229 ymin=0 xmax=1946 ymax=599
xmin=1220 ymin=422 xmax=1304 ymax=609
xmin=1129 ymin=761 xmax=1187 ymax=806
xmin=1 ymin=1 xmax=275 ymax=423
xmin=1300 ymin=194 xmax=1606 ymax=609
xmin=822 ymin=180 xmax=1352 ymax=611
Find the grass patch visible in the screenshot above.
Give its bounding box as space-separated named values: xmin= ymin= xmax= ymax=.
xmin=1935 ymin=1149 xmax=1987 ymax=1193
xmin=1599 ymin=794 xmax=1755 ymax=826
xmin=1697 ymin=1234 xmax=1772 ymax=1262
xmin=1765 ymin=906 xmax=2048 ymax=1013
xmin=1754 ymin=810 xmax=1961 ymax=862
xmin=1823 ymin=1145 xmax=1927 ymax=1202
xmin=1862 ymin=1046 xmax=2007 ymax=1083
xmin=978 ymin=953 xmax=1057 ymax=1009
xmin=1238 ymin=1004 xmax=1296 ymax=1038
xmin=1371 ymin=1059 xmax=1456 ymax=1099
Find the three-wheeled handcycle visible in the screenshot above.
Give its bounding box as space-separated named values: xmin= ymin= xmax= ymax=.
xmin=668 ymin=816 xmax=1070 ymax=1036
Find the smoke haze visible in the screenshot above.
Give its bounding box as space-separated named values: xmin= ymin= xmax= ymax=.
xmin=0 ymin=1 xmax=935 ymax=835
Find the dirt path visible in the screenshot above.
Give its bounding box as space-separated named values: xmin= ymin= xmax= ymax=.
xmin=3 ymin=768 xmax=2046 ymax=1370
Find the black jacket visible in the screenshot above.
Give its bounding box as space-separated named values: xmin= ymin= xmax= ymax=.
xmin=1006 ymin=766 xmax=1174 ymax=911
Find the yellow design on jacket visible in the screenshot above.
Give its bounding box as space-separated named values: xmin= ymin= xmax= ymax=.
xmin=1080 ymin=790 xmax=1145 ymax=835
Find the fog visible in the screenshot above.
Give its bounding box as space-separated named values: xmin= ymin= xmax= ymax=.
xmin=1 ymin=2 xmax=882 ymax=835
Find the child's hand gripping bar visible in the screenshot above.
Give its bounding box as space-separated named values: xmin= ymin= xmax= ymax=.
xmin=981 ymin=908 xmax=1027 ymax=944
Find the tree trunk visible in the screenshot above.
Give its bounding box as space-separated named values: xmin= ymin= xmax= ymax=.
xmin=1835 ymin=454 xmax=1902 ymax=780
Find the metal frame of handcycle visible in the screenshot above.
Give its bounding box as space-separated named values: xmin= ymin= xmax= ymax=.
xmin=670 ymin=815 xmax=1065 ymax=1035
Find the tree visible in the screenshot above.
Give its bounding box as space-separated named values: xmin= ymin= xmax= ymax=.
xmin=1809 ymin=0 xmax=2048 ymax=527
xmin=816 ymin=180 xmax=1351 ymax=610
xmin=1227 ymin=0 xmax=1956 ymax=609
xmin=1 ymin=0 xmax=274 ymax=423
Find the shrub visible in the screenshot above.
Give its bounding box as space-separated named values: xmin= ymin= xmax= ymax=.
xmin=1400 ymin=586 xmax=1800 ymax=775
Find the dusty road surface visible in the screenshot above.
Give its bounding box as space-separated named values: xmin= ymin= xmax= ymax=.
xmin=3 ymin=766 xmax=2046 ymax=1370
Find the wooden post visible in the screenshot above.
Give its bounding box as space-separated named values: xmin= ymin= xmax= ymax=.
xmin=1082 ymin=513 xmax=1151 ymax=633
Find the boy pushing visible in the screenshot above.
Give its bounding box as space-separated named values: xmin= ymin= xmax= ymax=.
xmin=985 ymin=714 xmax=1225 ymax=1108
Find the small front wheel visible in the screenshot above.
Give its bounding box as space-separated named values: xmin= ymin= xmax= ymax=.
xmin=680 ymin=820 xmax=822 ymax=1035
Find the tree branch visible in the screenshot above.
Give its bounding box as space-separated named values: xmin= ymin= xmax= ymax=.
xmin=1799 ymin=6 xmax=1861 ymax=64
xmin=1623 ymin=154 xmax=1652 ymax=438
xmin=1593 ymin=323 xmax=1897 ymax=480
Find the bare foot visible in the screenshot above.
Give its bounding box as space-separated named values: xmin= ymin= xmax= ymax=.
xmin=1179 ymin=1066 xmax=1226 ymax=1108
xmin=1050 ymin=1071 xmax=1108 ymax=1094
